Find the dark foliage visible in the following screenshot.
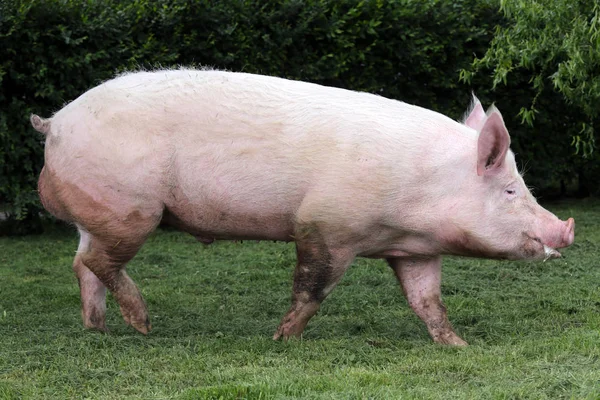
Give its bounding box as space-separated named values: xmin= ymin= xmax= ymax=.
xmin=0 ymin=0 xmax=588 ymax=234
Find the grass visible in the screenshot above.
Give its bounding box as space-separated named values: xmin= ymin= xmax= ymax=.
xmin=1 ymin=199 xmax=600 ymax=399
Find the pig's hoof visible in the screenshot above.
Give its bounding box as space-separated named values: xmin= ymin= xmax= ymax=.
xmin=132 ymin=319 xmax=152 ymax=335
xmin=273 ymin=324 xmax=303 ymax=341
xmin=119 ymin=305 xmax=151 ymax=334
xmin=434 ymin=332 xmax=468 ymax=346
xmin=272 ymin=328 xmax=286 ymax=341
xmin=128 ymin=314 xmax=152 ymax=335
xmin=82 ymin=310 xmax=107 ymax=332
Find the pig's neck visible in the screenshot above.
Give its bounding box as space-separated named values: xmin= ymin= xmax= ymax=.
xmin=379 ymin=137 xmax=483 ymax=258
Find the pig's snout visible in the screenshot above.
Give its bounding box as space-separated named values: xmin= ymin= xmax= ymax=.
xmin=536 ymin=216 xmax=574 ymax=254
xmin=560 ymin=217 xmax=575 ymax=248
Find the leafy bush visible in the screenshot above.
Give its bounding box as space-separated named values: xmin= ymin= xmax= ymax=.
xmin=460 ymin=0 xmax=600 ymax=196
xmin=463 ymin=0 xmax=600 ymax=157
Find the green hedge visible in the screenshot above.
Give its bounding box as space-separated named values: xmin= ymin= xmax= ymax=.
xmin=0 ymin=0 xmax=589 ymax=234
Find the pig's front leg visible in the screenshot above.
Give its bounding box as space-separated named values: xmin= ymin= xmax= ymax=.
xmin=274 ymin=229 xmax=354 ymax=340
xmin=387 ymin=257 xmax=467 ymax=346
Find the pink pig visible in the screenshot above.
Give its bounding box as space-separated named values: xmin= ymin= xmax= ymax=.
xmin=32 ymin=70 xmax=574 ymax=345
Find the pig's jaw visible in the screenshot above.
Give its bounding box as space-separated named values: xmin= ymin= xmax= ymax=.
xmin=543 ymin=245 xmax=561 ymax=261
xmin=522 ymin=233 xmax=562 ymax=261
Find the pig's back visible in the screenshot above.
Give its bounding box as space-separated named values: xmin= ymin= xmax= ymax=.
xmin=53 ymin=69 xmax=461 ymax=161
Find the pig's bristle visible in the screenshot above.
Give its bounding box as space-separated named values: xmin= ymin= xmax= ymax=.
xmin=461 ymin=92 xmax=481 ymax=125
xmin=518 ymin=159 xmax=531 ymax=178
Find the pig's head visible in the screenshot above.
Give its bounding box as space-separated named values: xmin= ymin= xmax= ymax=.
xmin=439 ymin=96 xmax=574 ymax=261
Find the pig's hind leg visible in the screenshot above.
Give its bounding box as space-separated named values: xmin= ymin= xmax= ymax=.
xmin=78 ymin=233 xmax=152 ymax=334
xmin=73 ymin=227 xmax=107 ymax=331
xmin=273 ymin=226 xmax=354 ymax=340
xmin=75 ymin=212 xmax=161 ymax=335
xmin=387 ymin=257 xmax=467 ymax=346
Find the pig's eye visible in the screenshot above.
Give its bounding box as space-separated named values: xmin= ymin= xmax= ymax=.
xmin=505 ymin=189 xmax=516 ymax=195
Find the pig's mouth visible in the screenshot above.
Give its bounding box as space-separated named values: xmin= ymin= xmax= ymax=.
xmin=526 ymin=235 xmax=561 ymax=261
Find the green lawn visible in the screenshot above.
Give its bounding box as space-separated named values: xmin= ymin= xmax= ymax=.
xmin=1 ymin=199 xmax=599 ymax=399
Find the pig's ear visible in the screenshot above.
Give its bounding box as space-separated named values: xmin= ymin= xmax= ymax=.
xmin=477 ymin=108 xmax=511 ymax=176
xmin=464 ymin=94 xmax=486 ymax=130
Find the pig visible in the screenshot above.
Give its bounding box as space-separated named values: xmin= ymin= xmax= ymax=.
xmin=31 ymin=69 xmax=575 ymax=345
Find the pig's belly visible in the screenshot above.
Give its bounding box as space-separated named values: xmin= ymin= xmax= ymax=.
xmin=161 ymin=192 xmax=297 ymax=242
xmin=163 ymin=156 xmax=308 ymax=242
